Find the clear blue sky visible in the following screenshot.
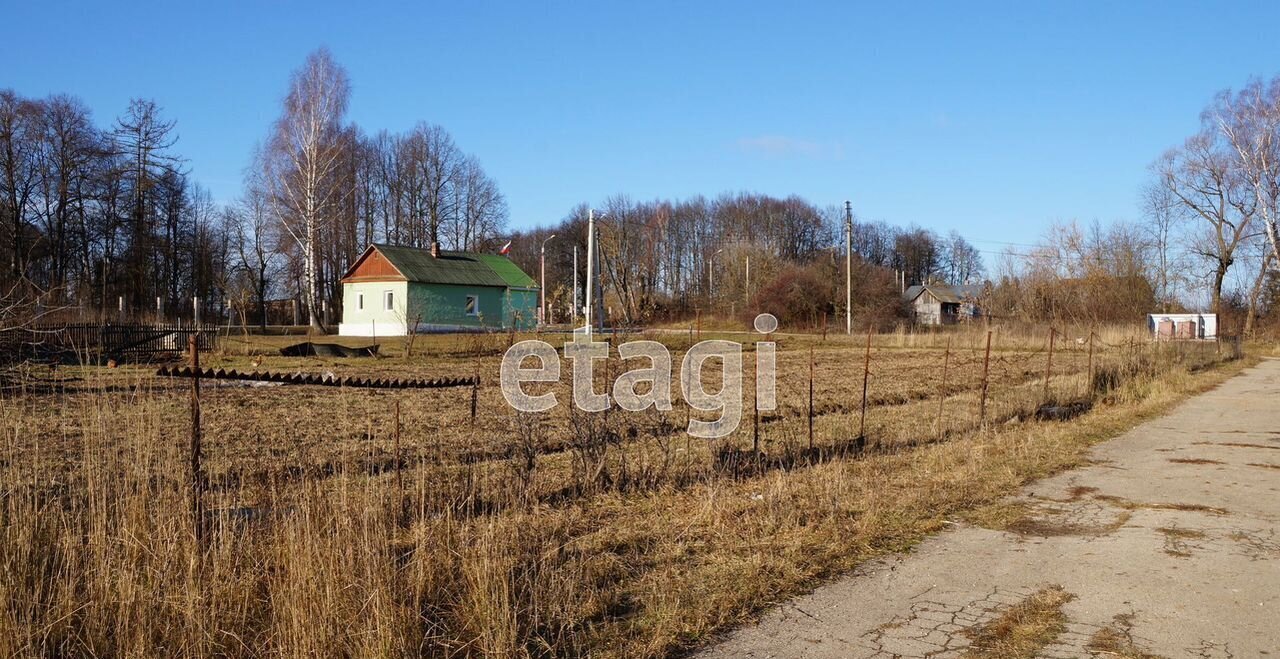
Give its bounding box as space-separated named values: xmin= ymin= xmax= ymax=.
xmin=5 ymin=1 xmax=1280 ymax=253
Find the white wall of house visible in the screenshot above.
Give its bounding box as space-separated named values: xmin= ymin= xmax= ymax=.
xmin=338 ymin=281 xmax=410 ymax=336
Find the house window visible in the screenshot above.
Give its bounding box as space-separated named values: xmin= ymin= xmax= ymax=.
xmin=384 ymin=291 xmax=394 ymax=311
xmin=465 ymin=295 xmax=479 ymax=316
xmin=356 ymin=293 xmax=364 ymax=311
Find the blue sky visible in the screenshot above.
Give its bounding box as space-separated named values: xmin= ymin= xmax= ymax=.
xmin=5 ymin=1 xmax=1279 ymax=254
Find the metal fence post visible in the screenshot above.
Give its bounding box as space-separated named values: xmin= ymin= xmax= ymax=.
xmin=470 ymin=360 xmax=479 ymax=425
xmin=752 ymin=359 xmax=760 ymax=456
xmin=1043 ymin=327 xmax=1056 ymax=401
xmin=188 ymin=333 xmax=205 ymax=550
xmin=1086 ymin=330 xmax=1095 ymax=398
xmin=808 ymin=344 xmax=815 ymax=452
xmin=394 ymin=398 xmax=404 ymax=526
xmin=936 ymin=335 xmax=951 ymax=439
xmin=979 ymin=330 xmax=992 ymax=427
xmin=859 ymin=326 xmax=872 ymax=440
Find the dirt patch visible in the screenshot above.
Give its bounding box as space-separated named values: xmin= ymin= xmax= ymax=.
xmin=1005 ymin=510 xmax=1132 ymax=538
xmin=1156 ymin=527 xmax=1206 ymax=539
xmin=1094 ymin=494 xmax=1229 ymax=516
xmin=961 ymin=585 xmax=1074 ymax=658
xmin=1157 ymin=527 xmax=1208 ymax=558
xmin=963 ymin=501 xmax=1035 ymax=530
xmin=1194 ymin=440 xmax=1280 ymax=451
xmin=1086 ymin=613 xmax=1165 ymax=658
xmin=965 ymin=498 xmax=1131 ymax=538
xmin=1064 ymin=485 xmax=1099 ymax=501
xmin=1166 ymin=457 xmax=1225 ymax=465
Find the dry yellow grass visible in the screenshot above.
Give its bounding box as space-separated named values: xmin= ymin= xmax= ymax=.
xmin=0 ymin=329 xmax=1254 ymax=657
xmin=961 ymin=585 xmax=1075 ymax=658
xmin=1086 ymin=613 xmax=1166 ymax=658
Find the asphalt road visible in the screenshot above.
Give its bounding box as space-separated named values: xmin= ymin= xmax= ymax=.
xmin=698 ymin=358 xmax=1280 ymax=658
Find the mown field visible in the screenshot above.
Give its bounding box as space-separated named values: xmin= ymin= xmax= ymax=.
xmin=0 ymin=325 xmax=1251 ymax=657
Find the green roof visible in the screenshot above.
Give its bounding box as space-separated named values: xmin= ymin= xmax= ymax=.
xmin=474 ymin=253 xmax=537 ymax=288
xmin=370 ymin=244 xmax=535 ymax=288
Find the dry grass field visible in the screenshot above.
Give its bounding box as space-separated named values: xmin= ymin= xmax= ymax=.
xmin=0 ymin=324 xmax=1252 ymax=657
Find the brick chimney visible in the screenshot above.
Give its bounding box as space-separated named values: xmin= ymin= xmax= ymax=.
xmin=430 ymin=241 xmax=440 ymax=258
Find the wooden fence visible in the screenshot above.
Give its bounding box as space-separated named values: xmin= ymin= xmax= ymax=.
xmin=0 ymin=322 xmax=218 ymax=363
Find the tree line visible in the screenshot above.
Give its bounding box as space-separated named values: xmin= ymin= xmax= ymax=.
xmin=6 ymin=48 xmax=1280 ymax=333
xmin=1 ymin=91 xmax=225 ymax=321
xmin=1 ymin=47 xmax=510 ymax=329
xmin=504 ymin=193 xmax=986 ymax=327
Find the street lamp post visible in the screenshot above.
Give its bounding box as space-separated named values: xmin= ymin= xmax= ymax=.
xmin=540 ymin=233 xmax=556 ymax=325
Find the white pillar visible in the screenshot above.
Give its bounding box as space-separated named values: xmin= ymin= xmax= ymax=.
xmin=539 ymin=244 xmax=546 ymax=325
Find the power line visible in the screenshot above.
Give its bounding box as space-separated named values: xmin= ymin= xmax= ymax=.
xmin=969 ymin=238 xmax=1041 ymax=248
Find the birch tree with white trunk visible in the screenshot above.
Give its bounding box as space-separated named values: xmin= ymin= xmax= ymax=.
xmin=263 ymin=47 xmax=350 ymax=330
xmin=1213 ymin=77 xmax=1280 ymax=273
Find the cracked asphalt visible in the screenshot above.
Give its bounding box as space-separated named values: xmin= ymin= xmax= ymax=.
xmin=697 ymin=358 xmax=1280 ymax=658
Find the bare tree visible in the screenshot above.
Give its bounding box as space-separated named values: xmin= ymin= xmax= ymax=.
xmin=941 ymin=230 xmax=984 ymax=284
xmin=262 ymin=47 xmax=351 ymax=330
xmin=234 ymin=176 xmax=279 ymax=328
xmin=1141 ymin=182 xmax=1185 ymax=311
xmin=1153 ymin=128 xmax=1255 ymax=314
xmin=1243 ymin=248 xmax=1274 ymax=335
xmin=1211 ymin=78 xmax=1280 ymax=275
xmin=0 ymin=90 xmax=41 ymax=283
xmin=113 ymin=99 xmax=181 ymax=303
xmin=991 ymin=220 xmax=1155 ymax=324
xmin=448 ymin=154 xmax=507 ymax=251
xmin=35 ymin=95 xmax=99 ymax=300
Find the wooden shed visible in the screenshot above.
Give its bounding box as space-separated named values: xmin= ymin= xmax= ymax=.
xmin=903 ymin=283 xmax=985 ymax=325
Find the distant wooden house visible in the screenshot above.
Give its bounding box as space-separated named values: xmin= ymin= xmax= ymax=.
xmin=903 ymin=283 xmax=985 ymax=325
xmin=337 ymin=243 xmax=538 ymax=336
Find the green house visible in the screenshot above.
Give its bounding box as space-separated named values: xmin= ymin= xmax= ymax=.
xmin=337 ymin=243 xmax=538 ymax=335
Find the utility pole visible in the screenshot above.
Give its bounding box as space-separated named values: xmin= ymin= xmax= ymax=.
xmin=845 ymin=200 xmax=853 ymax=335
xmin=596 ymin=231 xmax=605 ymax=333
xmin=745 ymin=255 xmax=750 ymax=304
xmin=572 ymin=245 xmax=579 ymax=322
xmin=709 ymin=259 xmax=713 ymax=303
xmin=585 ymin=210 xmax=595 ymax=336
xmin=709 ymin=248 xmax=723 ymax=311
xmin=540 ymin=233 xmax=556 ymax=326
